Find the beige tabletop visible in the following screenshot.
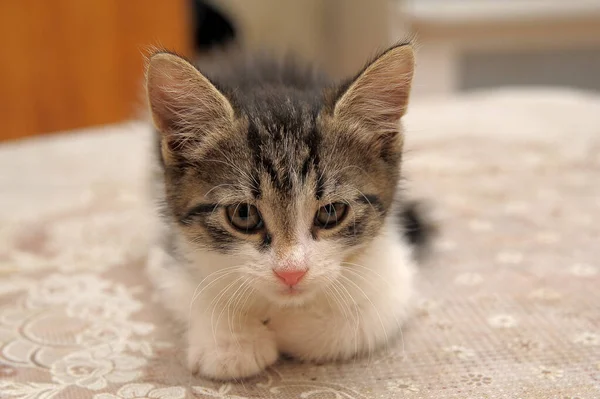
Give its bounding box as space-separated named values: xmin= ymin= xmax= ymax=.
xmin=1 ymin=88 xmax=599 ymax=398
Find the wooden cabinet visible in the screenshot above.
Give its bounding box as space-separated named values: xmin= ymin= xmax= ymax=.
xmin=0 ymin=1 xmax=192 ymax=141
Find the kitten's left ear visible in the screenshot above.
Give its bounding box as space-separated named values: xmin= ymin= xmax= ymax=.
xmin=333 ymin=43 xmax=415 ymax=132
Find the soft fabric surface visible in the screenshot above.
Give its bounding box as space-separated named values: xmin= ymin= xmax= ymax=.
xmin=1 ymin=89 xmax=599 ymax=398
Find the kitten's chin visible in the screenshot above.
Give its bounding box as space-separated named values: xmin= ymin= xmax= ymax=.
xmin=259 ymin=285 xmax=319 ymax=307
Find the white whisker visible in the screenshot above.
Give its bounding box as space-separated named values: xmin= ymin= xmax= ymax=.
xmin=330 ymin=277 xmax=361 ymax=365
xmin=341 ymin=264 xmax=406 ymax=358
xmin=338 ymin=274 xmax=389 ymax=350
xmin=210 ymin=276 xmax=244 ymax=345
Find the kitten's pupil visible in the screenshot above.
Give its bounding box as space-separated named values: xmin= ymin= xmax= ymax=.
xmin=238 ymin=205 xmax=249 ymax=219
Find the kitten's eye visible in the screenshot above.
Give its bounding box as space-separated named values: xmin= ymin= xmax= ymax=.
xmin=226 ymin=204 xmax=263 ymax=233
xmin=315 ymin=203 xmax=348 ymax=229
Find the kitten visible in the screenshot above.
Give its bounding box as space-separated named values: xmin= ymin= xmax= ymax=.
xmin=145 ymin=42 xmax=430 ymax=380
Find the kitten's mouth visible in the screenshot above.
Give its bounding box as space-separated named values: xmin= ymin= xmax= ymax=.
xmin=268 ymin=283 xmax=318 ymax=305
xmin=280 ymin=286 xmax=303 ymax=296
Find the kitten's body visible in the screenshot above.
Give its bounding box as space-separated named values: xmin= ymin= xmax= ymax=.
xmin=146 ymin=44 xmax=430 ymax=380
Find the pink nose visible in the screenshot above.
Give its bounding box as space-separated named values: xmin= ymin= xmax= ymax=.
xmin=274 ymin=269 xmax=307 ymax=286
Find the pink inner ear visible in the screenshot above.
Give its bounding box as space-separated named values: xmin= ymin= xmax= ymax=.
xmin=147 ymin=53 xmax=212 ymax=136
xmin=334 ymin=46 xmax=414 ymax=128
xmin=146 ymin=53 xmax=235 ymax=160
xmin=147 ymin=60 xmax=187 ymax=133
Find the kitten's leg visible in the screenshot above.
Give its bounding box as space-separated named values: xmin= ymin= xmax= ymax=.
xmin=271 ymin=240 xmax=415 ymax=362
xmin=148 ymin=247 xmax=278 ymax=380
xmin=187 ymin=310 xmax=278 ymax=380
xmin=271 ymin=294 xmax=409 ymax=363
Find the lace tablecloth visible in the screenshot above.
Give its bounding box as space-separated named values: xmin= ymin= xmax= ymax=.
xmin=1 ymin=88 xmax=599 ymax=398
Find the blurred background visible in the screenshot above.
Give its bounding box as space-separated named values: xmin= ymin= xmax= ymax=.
xmin=1 ymin=0 xmax=600 ymax=141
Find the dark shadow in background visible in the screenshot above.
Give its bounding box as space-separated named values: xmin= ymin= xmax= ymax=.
xmin=191 ymin=0 xmax=237 ymax=53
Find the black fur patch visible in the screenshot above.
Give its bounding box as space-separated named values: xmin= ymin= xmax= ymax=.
xmin=315 ymin=175 xmax=325 ymax=200
xmin=180 ymin=203 xmax=219 ymax=225
xmin=398 ymin=201 xmax=435 ymax=252
xmin=356 ymin=195 xmax=384 ymax=213
xmin=300 ymin=157 xmax=311 ymax=181
xmin=203 ymin=223 xmax=236 ymax=252
xmin=338 ymin=215 xmax=368 ymax=245
xmin=261 ymin=157 xmax=281 ymax=189
xmin=247 ymin=122 xmax=263 ymax=166
xmin=260 ymin=232 xmax=272 ymax=250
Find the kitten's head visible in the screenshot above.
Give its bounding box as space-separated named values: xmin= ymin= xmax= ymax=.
xmin=146 ymin=44 xmax=414 ymax=306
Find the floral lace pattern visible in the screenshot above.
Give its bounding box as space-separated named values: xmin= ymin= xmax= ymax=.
xmin=1 ymin=90 xmax=599 ymax=397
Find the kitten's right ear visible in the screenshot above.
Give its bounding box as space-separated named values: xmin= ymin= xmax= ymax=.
xmin=333 ymin=44 xmax=414 ymax=131
xmin=146 ymin=52 xmax=234 ymax=160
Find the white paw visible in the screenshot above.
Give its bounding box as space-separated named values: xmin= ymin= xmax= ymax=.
xmin=188 ymin=332 xmax=278 ymax=380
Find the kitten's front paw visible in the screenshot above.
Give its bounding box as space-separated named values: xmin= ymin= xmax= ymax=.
xmin=188 ymin=332 xmax=278 ymax=380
